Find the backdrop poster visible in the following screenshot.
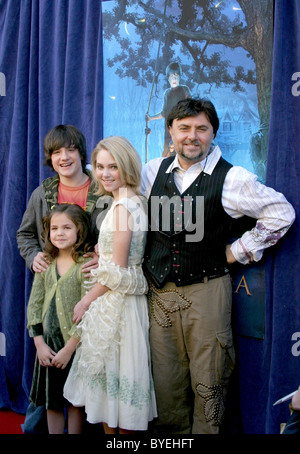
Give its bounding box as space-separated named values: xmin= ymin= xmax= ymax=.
xmin=101 ymin=0 xmax=273 ymax=339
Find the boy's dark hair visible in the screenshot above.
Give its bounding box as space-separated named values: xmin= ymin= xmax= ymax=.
xmin=166 ymin=62 xmax=182 ymax=78
xmin=41 ymin=203 xmax=94 ymax=262
xmin=167 ymin=98 xmax=220 ymax=137
xmin=43 ymin=124 xmax=87 ymax=171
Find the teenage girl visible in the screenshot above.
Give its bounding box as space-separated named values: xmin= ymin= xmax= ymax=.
xmin=64 ymin=136 xmax=157 ymax=434
xmin=27 ymin=203 xmax=93 ymax=434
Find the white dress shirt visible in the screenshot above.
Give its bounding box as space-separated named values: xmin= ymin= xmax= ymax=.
xmin=140 ymin=146 xmax=295 ymax=265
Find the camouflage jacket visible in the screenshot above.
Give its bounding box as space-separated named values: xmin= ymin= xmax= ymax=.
xmin=17 ymin=170 xmax=99 ymax=270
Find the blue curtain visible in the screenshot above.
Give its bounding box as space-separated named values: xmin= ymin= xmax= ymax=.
xmin=0 ymin=0 xmax=104 ymax=413
xmin=263 ymin=0 xmax=300 ymax=433
xmin=235 ymin=0 xmax=300 ymax=434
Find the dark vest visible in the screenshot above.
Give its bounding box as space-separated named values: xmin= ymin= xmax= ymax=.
xmin=144 ymin=156 xmax=255 ymax=288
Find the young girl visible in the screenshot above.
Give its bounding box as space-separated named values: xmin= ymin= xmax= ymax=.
xmin=63 ymin=136 xmax=157 ymax=434
xmin=27 ymin=203 xmax=94 ymax=434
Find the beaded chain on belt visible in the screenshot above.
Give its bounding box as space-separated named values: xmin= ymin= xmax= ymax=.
xmin=148 ymin=281 xmax=192 ymax=328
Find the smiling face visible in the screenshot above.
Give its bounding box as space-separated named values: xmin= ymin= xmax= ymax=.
xmin=168 ymin=112 xmax=215 ymax=169
xmin=49 ymin=212 xmax=77 ymax=254
xmin=50 ymin=146 xmax=84 ymax=183
xmin=95 ymin=148 xmax=125 ymax=197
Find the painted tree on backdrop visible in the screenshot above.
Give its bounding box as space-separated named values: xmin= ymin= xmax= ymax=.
xmin=103 ymin=0 xmax=273 ymax=181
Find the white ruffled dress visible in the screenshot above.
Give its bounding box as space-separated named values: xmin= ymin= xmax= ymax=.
xmin=63 ymin=197 xmax=157 ymax=430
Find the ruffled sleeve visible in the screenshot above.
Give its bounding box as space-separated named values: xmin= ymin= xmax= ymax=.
xmin=88 ymin=259 xmax=148 ymax=295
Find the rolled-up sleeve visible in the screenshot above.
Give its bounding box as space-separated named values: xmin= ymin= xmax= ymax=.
xmin=223 ymin=167 xmax=296 ymax=264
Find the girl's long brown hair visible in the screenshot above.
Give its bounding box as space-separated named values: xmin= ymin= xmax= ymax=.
xmin=41 ymin=204 xmax=94 ymax=262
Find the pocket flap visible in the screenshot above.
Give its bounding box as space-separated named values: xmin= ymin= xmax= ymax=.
xmin=216 ymin=328 xmax=233 ymax=349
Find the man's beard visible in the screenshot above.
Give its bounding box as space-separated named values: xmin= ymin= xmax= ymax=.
xmin=177 ymin=141 xmax=211 ymax=163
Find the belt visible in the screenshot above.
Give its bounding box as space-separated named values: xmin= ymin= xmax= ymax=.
xmin=192 ymin=271 xmax=229 ymax=284
xmin=177 ymin=268 xmax=229 ymax=286
xmin=146 ymin=268 xmax=229 ymax=289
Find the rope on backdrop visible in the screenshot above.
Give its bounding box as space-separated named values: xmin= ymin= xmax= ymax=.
xmin=144 ymin=0 xmax=168 ymax=163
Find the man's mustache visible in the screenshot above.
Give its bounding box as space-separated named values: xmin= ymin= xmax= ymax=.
xmin=183 ymin=140 xmax=201 ymax=145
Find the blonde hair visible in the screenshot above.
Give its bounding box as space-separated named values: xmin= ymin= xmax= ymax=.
xmin=91 ymin=136 xmax=142 ymax=196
